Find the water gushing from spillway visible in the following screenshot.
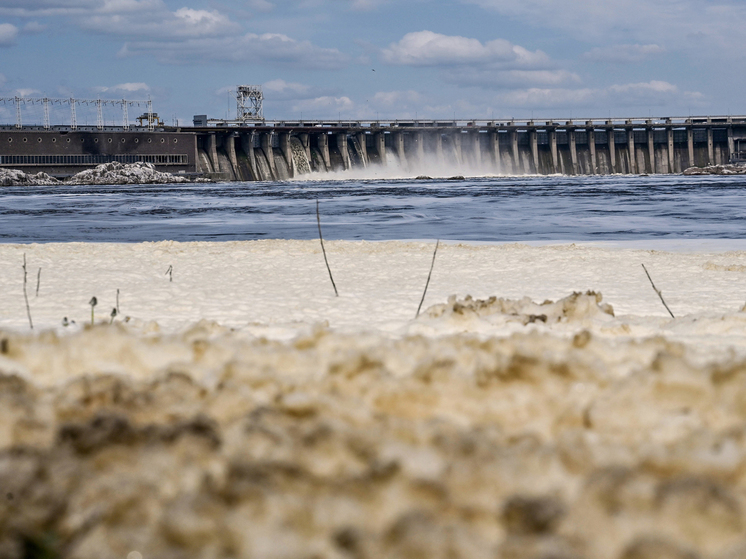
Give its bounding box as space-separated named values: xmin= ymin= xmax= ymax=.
xmin=290 ymin=137 xmax=312 ymax=176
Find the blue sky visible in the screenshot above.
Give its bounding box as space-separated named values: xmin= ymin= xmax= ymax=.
xmin=0 ymin=0 xmax=743 ymax=125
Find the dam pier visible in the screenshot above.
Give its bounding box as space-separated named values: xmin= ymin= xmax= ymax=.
xmin=2 ymin=115 xmax=746 ymax=180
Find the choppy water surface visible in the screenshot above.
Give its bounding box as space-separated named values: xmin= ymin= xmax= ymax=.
xmin=1 ymin=174 xmax=746 ymax=242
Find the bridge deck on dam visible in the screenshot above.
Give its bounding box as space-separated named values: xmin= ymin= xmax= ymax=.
xmin=2 ymin=115 xmax=746 ymax=180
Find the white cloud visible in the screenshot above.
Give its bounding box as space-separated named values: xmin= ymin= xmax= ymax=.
xmin=494 ymin=80 xmax=705 ymax=110
xmin=173 ymin=7 xmax=232 ymax=31
xmin=3 ymin=0 xmax=347 ymax=69
xmin=584 ymin=44 xmax=666 ymax=63
xmin=263 ymin=79 xmax=312 ymax=99
xmin=0 ymin=0 xmax=161 ymax=18
xmin=23 ymin=21 xmax=46 ymax=33
xmin=607 ymin=80 xmax=677 ymax=96
xmin=0 ymin=23 xmax=19 ymax=46
xmin=382 ymin=30 xmax=548 ymax=67
xmin=462 ymin=0 xmax=746 ymax=49
xmin=93 ymin=82 xmax=150 ymax=96
xmin=291 ymin=95 xmax=354 ymax=115
xmin=371 ymin=89 xmax=426 ymax=108
xmin=381 ymin=31 xmax=578 ymax=92
xmin=119 ymin=33 xmax=350 ymax=69
xmin=247 ymin=0 xmax=274 ymax=11
xmin=0 ymin=1 xmax=240 ymax=40
xmin=81 ymin=6 xmax=240 ymax=38
xmin=495 ymin=87 xmax=597 ymax=109
xmin=344 ymin=0 xmax=389 ymax=10
xmin=14 ymin=88 xmax=42 ymax=97
xmin=445 ymin=68 xmax=581 ymax=88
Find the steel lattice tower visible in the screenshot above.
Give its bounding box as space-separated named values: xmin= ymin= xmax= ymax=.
xmin=236 ymin=85 xmax=264 ymax=122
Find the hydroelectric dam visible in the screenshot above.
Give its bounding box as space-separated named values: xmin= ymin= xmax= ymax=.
xmin=2 ymin=115 xmax=746 ymax=180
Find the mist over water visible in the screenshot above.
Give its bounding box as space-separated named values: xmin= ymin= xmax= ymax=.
xmin=2 ymin=174 xmax=746 ymax=243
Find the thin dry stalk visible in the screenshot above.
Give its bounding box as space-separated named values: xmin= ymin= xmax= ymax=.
xmin=22 ymin=254 xmax=33 ymax=330
xmin=35 ymin=268 xmax=41 ymax=297
xmin=89 ymin=296 xmax=98 ymax=325
xmin=316 ymin=200 xmax=338 ymax=297
xmin=642 ymin=263 xmax=675 ymax=318
xmin=116 ymin=289 xmax=120 ymax=314
xmin=165 ymin=265 xmax=173 ymax=282
xmin=416 ymin=240 xmax=440 ymax=318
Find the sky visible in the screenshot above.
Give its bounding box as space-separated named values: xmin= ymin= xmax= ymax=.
xmin=0 ymin=0 xmax=744 ymax=125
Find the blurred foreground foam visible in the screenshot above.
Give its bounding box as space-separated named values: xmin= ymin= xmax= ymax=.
xmin=2 ymin=296 xmax=746 ymax=558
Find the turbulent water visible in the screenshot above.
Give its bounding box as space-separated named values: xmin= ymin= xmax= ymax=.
xmin=2 ymin=174 xmax=746 ymax=242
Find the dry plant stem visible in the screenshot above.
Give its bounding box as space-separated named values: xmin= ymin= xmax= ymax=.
xmin=116 ymin=289 xmax=120 ymax=314
xmin=316 ymin=199 xmax=338 ymax=297
xmin=642 ymin=263 xmax=675 ymax=318
xmin=36 ymin=268 xmax=41 ymax=297
xmin=89 ymin=296 xmax=97 ymax=325
xmin=416 ymin=239 xmax=440 ymax=318
xmin=22 ymin=254 xmax=33 ymax=330
xmin=165 ymin=265 xmax=173 ymax=282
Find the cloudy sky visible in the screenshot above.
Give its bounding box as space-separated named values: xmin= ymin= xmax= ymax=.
xmin=0 ymin=0 xmax=743 ymax=124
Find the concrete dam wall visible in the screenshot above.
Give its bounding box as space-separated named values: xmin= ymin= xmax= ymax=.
xmin=3 ymin=116 xmax=746 ymax=179
xmin=194 ymin=117 xmax=746 ymax=181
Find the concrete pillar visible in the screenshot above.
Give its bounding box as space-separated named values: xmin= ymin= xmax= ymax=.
xmin=317 ymin=133 xmax=331 ymax=169
xmin=707 ymin=127 xmax=714 ymax=165
xmin=608 ymin=126 xmax=616 ymax=172
xmin=569 ymin=128 xmax=578 ymax=175
xmin=728 ymin=127 xmax=735 ymax=163
xmin=393 ymin=132 xmax=406 ymax=167
xmin=687 ymin=128 xmax=695 ymax=168
xmin=472 ymin=131 xmax=482 ymax=168
xmin=241 ymin=132 xmax=258 ymax=181
xmin=337 ymin=132 xmax=350 ymax=170
xmin=356 ymin=132 xmax=369 ymax=167
xmin=225 ymin=134 xmax=239 ymax=179
xmin=588 ymin=129 xmax=597 ymax=174
xmin=489 ymin=130 xmax=500 ymax=173
xmin=549 ymin=129 xmax=558 ymax=174
xmin=510 ymin=130 xmax=519 ymax=174
xmin=207 ymin=132 xmax=219 ymax=173
xmin=529 ymin=130 xmax=539 ymax=173
xmin=261 ymin=132 xmax=277 ymax=179
xmin=647 ymin=128 xmax=655 ymax=173
xmin=375 ymin=132 xmax=386 ymax=163
xmin=415 ymin=131 xmax=425 ymax=167
xmin=193 ymin=135 xmax=200 ymax=174
xmin=666 ymin=128 xmax=675 ymax=174
xmin=627 ymin=129 xmax=636 ymax=174
xmin=279 ymin=132 xmax=294 ymax=177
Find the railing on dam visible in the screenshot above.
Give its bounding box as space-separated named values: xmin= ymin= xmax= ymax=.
xmin=202 ymin=115 xmax=746 ymax=130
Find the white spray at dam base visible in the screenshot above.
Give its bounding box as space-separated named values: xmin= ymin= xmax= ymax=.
xmin=291 ymin=149 xmax=520 ymax=181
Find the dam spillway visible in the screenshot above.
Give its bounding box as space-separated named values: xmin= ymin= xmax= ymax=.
xmin=2 ymin=115 xmax=746 ymax=180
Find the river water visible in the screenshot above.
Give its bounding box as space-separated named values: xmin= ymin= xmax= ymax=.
xmin=2 ymin=174 xmax=746 ymax=243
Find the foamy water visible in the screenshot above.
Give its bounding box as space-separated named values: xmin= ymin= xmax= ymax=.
xmin=2 ymin=240 xmax=746 ymax=558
